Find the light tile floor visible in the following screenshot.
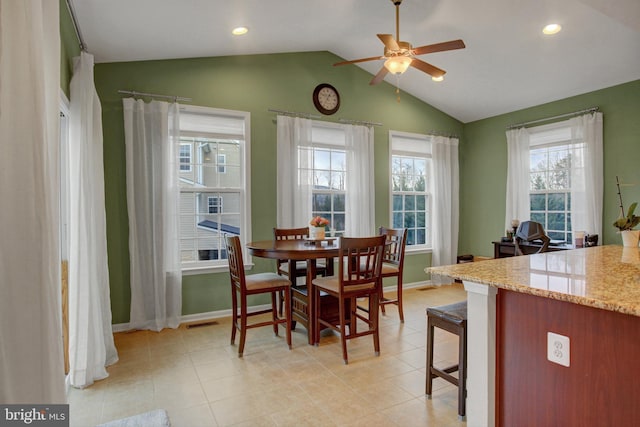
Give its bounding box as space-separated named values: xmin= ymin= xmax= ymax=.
xmin=68 ymin=283 xmax=467 ymax=427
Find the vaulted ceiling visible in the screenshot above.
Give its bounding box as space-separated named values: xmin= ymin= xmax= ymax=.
xmin=70 ymin=0 xmax=640 ymax=122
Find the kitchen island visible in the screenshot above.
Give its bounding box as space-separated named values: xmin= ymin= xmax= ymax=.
xmin=428 ymin=245 xmax=640 ymax=427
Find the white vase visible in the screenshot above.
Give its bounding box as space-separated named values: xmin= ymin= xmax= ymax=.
xmin=620 ymin=230 xmax=640 ymax=247
xmin=310 ymin=226 xmax=325 ymax=240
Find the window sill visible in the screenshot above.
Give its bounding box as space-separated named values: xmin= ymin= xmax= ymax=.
xmin=181 ymin=262 xmax=254 ymax=276
xmin=405 ymin=246 xmax=432 ymax=256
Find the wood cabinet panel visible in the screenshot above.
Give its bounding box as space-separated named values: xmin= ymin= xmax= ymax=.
xmin=497 ymin=289 xmax=640 ymax=426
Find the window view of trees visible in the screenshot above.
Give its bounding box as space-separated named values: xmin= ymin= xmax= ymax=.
xmin=391 ymin=155 xmax=429 ymax=246
xmin=309 ymin=147 xmax=346 ymax=233
xmin=529 ymin=145 xmax=572 ymax=242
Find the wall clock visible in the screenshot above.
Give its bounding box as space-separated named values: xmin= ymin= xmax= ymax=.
xmin=312 ymin=83 xmax=340 ymax=115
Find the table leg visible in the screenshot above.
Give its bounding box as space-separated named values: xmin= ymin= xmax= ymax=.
xmin=288 ymin=259 xmax=297 ymax=330
xmin=306 ymin=259 xmax=317 ymax=345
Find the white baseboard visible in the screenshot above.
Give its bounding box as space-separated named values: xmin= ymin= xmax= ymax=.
xmin=111 ymin=279 xmax=431 ymax=333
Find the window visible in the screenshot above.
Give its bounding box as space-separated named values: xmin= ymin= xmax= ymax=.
xmin=207 ymin=195 xmax=222 ymax=214
xmin=307 ymin=146 xmax=346 ymax=234
xmin=301 ymin=124 xmax=347 ymax=234
xmin=179 ymin=106 xmax=250 ymax=269
xmin=528 ymin=122 xmax=574 ymax=242
xmin=217 ymin=153 xmax=227 ymax=174
xmin=179 ymin=143 xmax=192 ymax=172
xmin=390 ymin=131 xmax=431 ymax=248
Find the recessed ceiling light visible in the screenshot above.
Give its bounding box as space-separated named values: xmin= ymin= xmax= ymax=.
xmin=543 ymin=24 xmax=562 ymax=35
xmin=432 ymin=76 xmax=444 ymax=82
xmin=232 ymin=27 xmax=249 ymax=36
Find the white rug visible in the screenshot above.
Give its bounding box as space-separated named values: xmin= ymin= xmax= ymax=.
xmin=97 ymin=409 xmax=171 ymax=427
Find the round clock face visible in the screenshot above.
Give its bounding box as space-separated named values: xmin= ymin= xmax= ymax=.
xmin=313 ymin=84 xmax=340 ymax=115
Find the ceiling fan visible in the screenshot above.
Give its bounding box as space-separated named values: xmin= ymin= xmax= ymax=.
xmin=334 ymin=0 xmax=465 ymax=85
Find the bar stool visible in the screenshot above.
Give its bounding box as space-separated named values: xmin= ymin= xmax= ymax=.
xmin=425 ymin=300 xmax=467 ymax=420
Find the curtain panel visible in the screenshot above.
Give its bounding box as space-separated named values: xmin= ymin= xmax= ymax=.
xmin=570 ymin=112 xmax=603 ymax=238
xmin=504 ymin=127 xmax=531 ymax=231
xmin=345 ymin=125 xmax=375 ymax=237
xmin=276 ymin=116 xmax=313 ymax=228
xmin=123 ymin=98 xmax=182 ymax=331
xmin=68 ymin=52 xmax=118 ymax=388
xmin=431 ymin=136 xmax=460 ymax=267
xmin=0 ymin=0 xmax=66 ymax=403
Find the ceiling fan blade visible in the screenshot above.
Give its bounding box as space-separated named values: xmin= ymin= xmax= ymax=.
xmin=377 ymin=34 xmax=400 ymax=51
xmin=410 ymin=58 xmax=446 ymax=78
xmin=412 ymin=39 xmax=466 ymax=56
xmin=333 ymin=56 xmax=383 ymax=66
xmin=370 ymin=66 xmax=389 ymax=85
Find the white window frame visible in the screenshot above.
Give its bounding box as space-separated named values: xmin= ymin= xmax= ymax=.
xmin=389 ymin=130 xmax=432 ymax=253
xmin=179 ymin=105 xmax=251 ymax=274
xmin=217 ymin=153 xmax=227 ymax=174
xmin=207 ymin=195 xmax=223 ymax=214
xmin=179 ymin=143 xmax=192 ymax=172
xmin=528 ymin=120 xmax=574 ymax=243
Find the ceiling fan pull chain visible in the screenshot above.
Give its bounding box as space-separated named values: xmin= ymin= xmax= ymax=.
xmin=396 ymin=74 xmax=401 ymax=102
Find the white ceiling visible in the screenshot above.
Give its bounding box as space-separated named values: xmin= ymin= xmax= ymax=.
xmin=71 ymin=0 xmax=640 ymax=123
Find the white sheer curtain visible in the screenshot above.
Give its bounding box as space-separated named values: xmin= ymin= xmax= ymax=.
xmin=276 ymin=115 xmax=313 ymax=228
xmin=0 ymin=0 xmax=66 ymax=403
xmin=431 ymin=136 xmax=460 ymax=267
xmin=345 ymin=124 xmax=375 ymax=237
xmin=123 ymin=98 xmax=182 ymax=331
xmin=570 ymin=112 xmax=603 ymax=238
xmin=504 ymin=127 xmax=531 ymax=230
xmin=67 ymin=51 xmax=118 ymax=388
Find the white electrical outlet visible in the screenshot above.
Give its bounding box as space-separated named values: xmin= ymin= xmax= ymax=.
xmin=547 ymin=332 xmax=570 ymax=367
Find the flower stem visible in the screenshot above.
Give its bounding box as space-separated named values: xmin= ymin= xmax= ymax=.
xmin=616 ymin=175 xmax=625 ymax=218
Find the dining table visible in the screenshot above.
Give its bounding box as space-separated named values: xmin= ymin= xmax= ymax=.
xmin=246 ymin=238 xmax=339 ymax=345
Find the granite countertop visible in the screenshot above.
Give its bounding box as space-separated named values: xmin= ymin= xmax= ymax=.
xmin=427 ymin=245 xmax=640 ymax=317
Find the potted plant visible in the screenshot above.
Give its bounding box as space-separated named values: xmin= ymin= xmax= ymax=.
xmin=309 ymin=216 xmax=330 ymax=240
xmin=613 ymin=176 xmax=640 ymax=247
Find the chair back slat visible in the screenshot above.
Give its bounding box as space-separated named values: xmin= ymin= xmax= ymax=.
xmin=339 ymin=235 xmax=386 ymax=291
xmin=379 ymin=226 xmax=408 ymax=268
xmin=225 ymin=236 xmax=245 ymax=292
xmin=273 ymin=227 xmax=309 ymax=241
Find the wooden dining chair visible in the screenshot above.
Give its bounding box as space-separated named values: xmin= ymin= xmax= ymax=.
xmin=273 ymin=227 xmax=327 ymax=315
xmin=378 ymin=226 xmax=408 ymax=322
xmin=225 ymin=235 xmax=292 ymax=357
xmin=312 ymin=235 xmax=386 ymax=364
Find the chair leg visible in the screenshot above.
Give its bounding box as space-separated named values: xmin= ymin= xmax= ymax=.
xmin=230 ymin=288 xmax=238 ymax=345
xmin=339 ymin=296 xmax=348 ymax=364
xmin=458 ymin=324 xmax=467 ymax=419
xmin=278 ymin=289 xmax=284 ymax=316
xmin=380 ymin=283 xmax=387 ymax=315
xmin=397 ymin=277 xmax=404 ymax=323
xmin=425 ymin=319 xmax=435 ymax=396
xmin=371 ymin=292 xmax=380 ymax=356
xmin=284 ymin=287 xmax=292 ymax=349
xmin=271 ymin=292 xmax=279 ymax=336
xmin=313 ymin=285 xmax=320 ymax=346
xmin=238 ymin=303 xmax=248 ymax=357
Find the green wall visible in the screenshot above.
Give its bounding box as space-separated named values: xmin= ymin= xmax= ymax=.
xmin=460 ymin=80 xmax=640 ymax=257
xmin=59 ymin=0 xmax=80 ymax=97
xmin=94 ymin=52 xmax=463 ymax=324
xmin=61 ymin=3 xmax=639 ymax=324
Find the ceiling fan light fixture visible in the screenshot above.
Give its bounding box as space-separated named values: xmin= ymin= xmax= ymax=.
xmin=232 ymin=26 xmax=249 ymax=36
xmin=542 ymin=24 xmax=561 ymax=35
xmin=432 ymin=75 xmax=444 ymax=82
xmin=384 ymin=56 xmax=412 ymax=74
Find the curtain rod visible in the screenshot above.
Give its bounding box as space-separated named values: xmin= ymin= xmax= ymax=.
xmin=507 ymin=106 xmax=599 ymax=130
xmin=268 ymin=108 xmax=320 ymax=119
xmin=118 ymin=90 xmax=192 ymax=102
xmin=427 ymin=130 xmax=459 ymax=139
xmin=65 ymin=0 xmax=87 ymax=52
xmin=339 ymin=118 xmax=383 ymax=127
